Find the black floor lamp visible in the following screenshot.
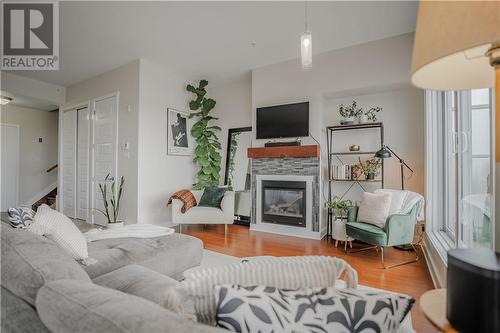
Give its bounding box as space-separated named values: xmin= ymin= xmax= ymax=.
xmin=375 ymin=145 xmax=414 ymax=190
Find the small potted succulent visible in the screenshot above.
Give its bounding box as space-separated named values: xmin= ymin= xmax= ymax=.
xmin=339 ymin=100 xmax=363 ymax=125
xmin=96 ymin=174 xmax=125 ymax=228
xmin=361 ymin=158 xmax=381 ymax=180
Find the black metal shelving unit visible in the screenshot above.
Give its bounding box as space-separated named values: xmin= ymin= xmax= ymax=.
xmin=326 ymin=122 xmax=385 ymax=237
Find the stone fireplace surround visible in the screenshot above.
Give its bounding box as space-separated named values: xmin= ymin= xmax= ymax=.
xmin=249 ymin=154 xmax=322 ymax=239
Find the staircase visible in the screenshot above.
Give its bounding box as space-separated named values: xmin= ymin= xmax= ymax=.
xmin=32 ymin=188 xmax=57 ymax=211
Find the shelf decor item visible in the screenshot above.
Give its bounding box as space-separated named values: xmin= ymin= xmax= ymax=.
xmin=338 ymin=100 xmax=363 ymax=125
xmin=364 ymin=107 xmax=382 ymax=122
xmin=349 ymin=144 xmax=360 ymax=152
xmin=96 ymin=174 xmax=125 ymax=228
xmin=351 ymin=163 xmax=363 ymax=180
xmin=361 ymin=158 xmax=381 ymax=180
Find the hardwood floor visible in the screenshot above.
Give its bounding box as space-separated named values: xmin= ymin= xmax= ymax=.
xmin=182 ymin=224 xmax=437 ymax=333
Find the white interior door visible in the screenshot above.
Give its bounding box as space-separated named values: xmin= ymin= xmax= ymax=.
xmin=92 ymin=95 xmax=118 ymax=225
xmin=1 ymin=124 xmax=19 ymax=211
xmin=77 ymin=107 xmax=90 ymax=220
xmin=62 ymin=110 xmax=77 ymax=218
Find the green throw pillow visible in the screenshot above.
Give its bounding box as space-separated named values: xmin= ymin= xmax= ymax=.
xmin=198 ymin=187 xmax=227 ymax=209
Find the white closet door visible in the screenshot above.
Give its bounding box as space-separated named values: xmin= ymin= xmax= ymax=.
xmin=92 ymin=95 xmax=118 ymax=225
xmin=1 ymin=124 xmax=19 ymax=211
xmin=62 ymin=110 xmax=77 ymax=217
xmin=77 ymin=107 xmax=90 ymax=220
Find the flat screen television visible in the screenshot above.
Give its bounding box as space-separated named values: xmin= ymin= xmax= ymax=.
xmin=256 ymin=102 xmax=309 ymax=139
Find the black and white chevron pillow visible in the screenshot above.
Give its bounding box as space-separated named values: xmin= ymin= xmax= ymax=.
xmin=215 ymin=285 xmax=414 ymax=333
xmin=7 ymin=206 xmax=35 ymax=229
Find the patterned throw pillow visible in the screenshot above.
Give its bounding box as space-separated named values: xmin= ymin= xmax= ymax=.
xmin=174 ymin=256 xmax=358 ymax=325
xmin=214 ymin=285 xmax=414 ymax=333
xmin=7 ymin=206 xmax=35 ymax=228
xmin=198 ymin=187 xmax=227 ymax=209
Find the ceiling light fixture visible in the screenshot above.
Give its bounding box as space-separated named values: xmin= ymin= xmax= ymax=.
xmin=301 ymin=1 xmax=312 ymax=70
xmin=0 ymin=96 xmax=12 ymax=105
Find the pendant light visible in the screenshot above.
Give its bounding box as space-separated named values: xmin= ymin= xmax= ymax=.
xmin=301 ymin=1 xmax=312 ymax=69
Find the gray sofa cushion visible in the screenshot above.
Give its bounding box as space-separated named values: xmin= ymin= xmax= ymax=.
xmin=93 ymin=264 xmax=178 ymax=309
xmin=1 ymin=287 xmax=50 ymax=333
xmin=1 ymin=225 xmax=91 ymax=305
xmin=85 ymin=233 xmax=203 ymax=279
xmin=36 ymin=280 xmax=225 ymax=333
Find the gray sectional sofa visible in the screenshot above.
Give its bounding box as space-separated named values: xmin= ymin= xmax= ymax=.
xmin=1 ymin=223 xmax=225 ymax=333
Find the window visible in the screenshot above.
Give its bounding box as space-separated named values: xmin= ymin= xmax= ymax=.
xmin=426 ymin=89 xmax=493 ymax=258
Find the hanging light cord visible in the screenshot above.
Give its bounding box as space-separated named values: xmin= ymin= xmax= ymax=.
xmin=304 ymin=1 xmax=308 ymax=32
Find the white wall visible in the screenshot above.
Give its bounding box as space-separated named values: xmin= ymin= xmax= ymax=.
xmin=0 ymin=105 xmax=58 ymax=204
xmin=65 ymin=60 xmax=140 ymax=224
xmin=251 ymin=33 xmax=424 ymax=231
xmin=137 ymin=59 xmax=196 ymax=225
xmin=211 ymin=73 xmax=253 ymax=183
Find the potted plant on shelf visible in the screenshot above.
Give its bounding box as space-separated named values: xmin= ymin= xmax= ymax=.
xmin=96 ymin=174 xmax=125 ymax=228
xmin=325 ymin=196 xmax=354 ymax=246
xmin=363 ymin=106 xmax=382 ymax=122
xmin=361 ymin=158 xmax=381 ymax=180
xmin=339 ymin=100 xmax=363 ymax=125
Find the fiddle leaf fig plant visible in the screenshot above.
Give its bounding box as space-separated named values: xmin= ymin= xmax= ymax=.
xmin=186 ymin=80 xmax=222 ymax=190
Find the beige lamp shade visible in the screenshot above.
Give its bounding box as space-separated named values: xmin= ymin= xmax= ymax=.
xmin=411 ymin=1 xmax=500 ymax=90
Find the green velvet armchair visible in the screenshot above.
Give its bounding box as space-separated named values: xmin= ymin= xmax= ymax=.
xmin=346 ymin=200 xmax=420 ymax=269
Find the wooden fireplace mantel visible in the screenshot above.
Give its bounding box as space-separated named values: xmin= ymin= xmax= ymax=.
xmin=247 ymin=145 xmax=320 ymax=159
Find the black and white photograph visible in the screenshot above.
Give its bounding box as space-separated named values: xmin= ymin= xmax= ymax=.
xmin=167 ymin=108 xmax=191 ymax=155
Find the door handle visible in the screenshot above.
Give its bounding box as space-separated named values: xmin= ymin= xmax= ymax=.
xmin=460 ymin=132 xmax=469 ymax=154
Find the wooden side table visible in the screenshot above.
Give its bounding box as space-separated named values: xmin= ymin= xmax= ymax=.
xmin=420 ymin=289 xmax=458 ymax=333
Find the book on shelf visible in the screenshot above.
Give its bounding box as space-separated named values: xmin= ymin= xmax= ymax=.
xmin=332 ymin=164 xmax=353 ymax=180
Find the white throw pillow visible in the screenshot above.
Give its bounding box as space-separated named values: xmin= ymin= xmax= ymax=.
xmin=374 ymin=189 xmax=408 ymax=216
xmin=357 ymin=192 xmax=392 ymax=228
xmin=28 ymin=204 xmax=89 ymax=261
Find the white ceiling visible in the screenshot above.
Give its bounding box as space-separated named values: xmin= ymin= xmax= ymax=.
xmin=10 ymin=1 xmax=418 ymax=87
xmin=0 ymin=90 xmax=59 ymax=111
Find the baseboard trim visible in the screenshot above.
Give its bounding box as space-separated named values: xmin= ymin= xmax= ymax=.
xmin=250 ymin=223 xmax=323 ymax=240
xmin=24 ymin=182 xmax=57 ymax=206
xmin=422 ymin=235 xmax=447 ymax=288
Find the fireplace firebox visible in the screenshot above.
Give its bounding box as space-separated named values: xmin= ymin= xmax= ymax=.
xmin=261 ymin=180 xmax=306 ymax=227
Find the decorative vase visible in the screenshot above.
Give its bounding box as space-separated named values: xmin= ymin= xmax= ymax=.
xmin=107 ymin=221 xmax=124 ymax=229
xmin=358 ymin=115 xmax=368 ymax=124
xmin=341 ymin=117 xmax=355 ymax=125
xmin=366 ymin=173 xmax=375 ymax=180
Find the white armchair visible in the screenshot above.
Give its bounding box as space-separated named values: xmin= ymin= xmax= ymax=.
xmin=171 ymin=190 xmax=235 ymax=236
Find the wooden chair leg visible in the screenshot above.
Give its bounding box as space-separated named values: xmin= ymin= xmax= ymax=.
xmin=179 ymin=224 xmax=182 ymax=234
xmin=224 ymin=224 xmax=228 ymax=238
xmin=335 ymin=240 xmax=338 ymax=247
